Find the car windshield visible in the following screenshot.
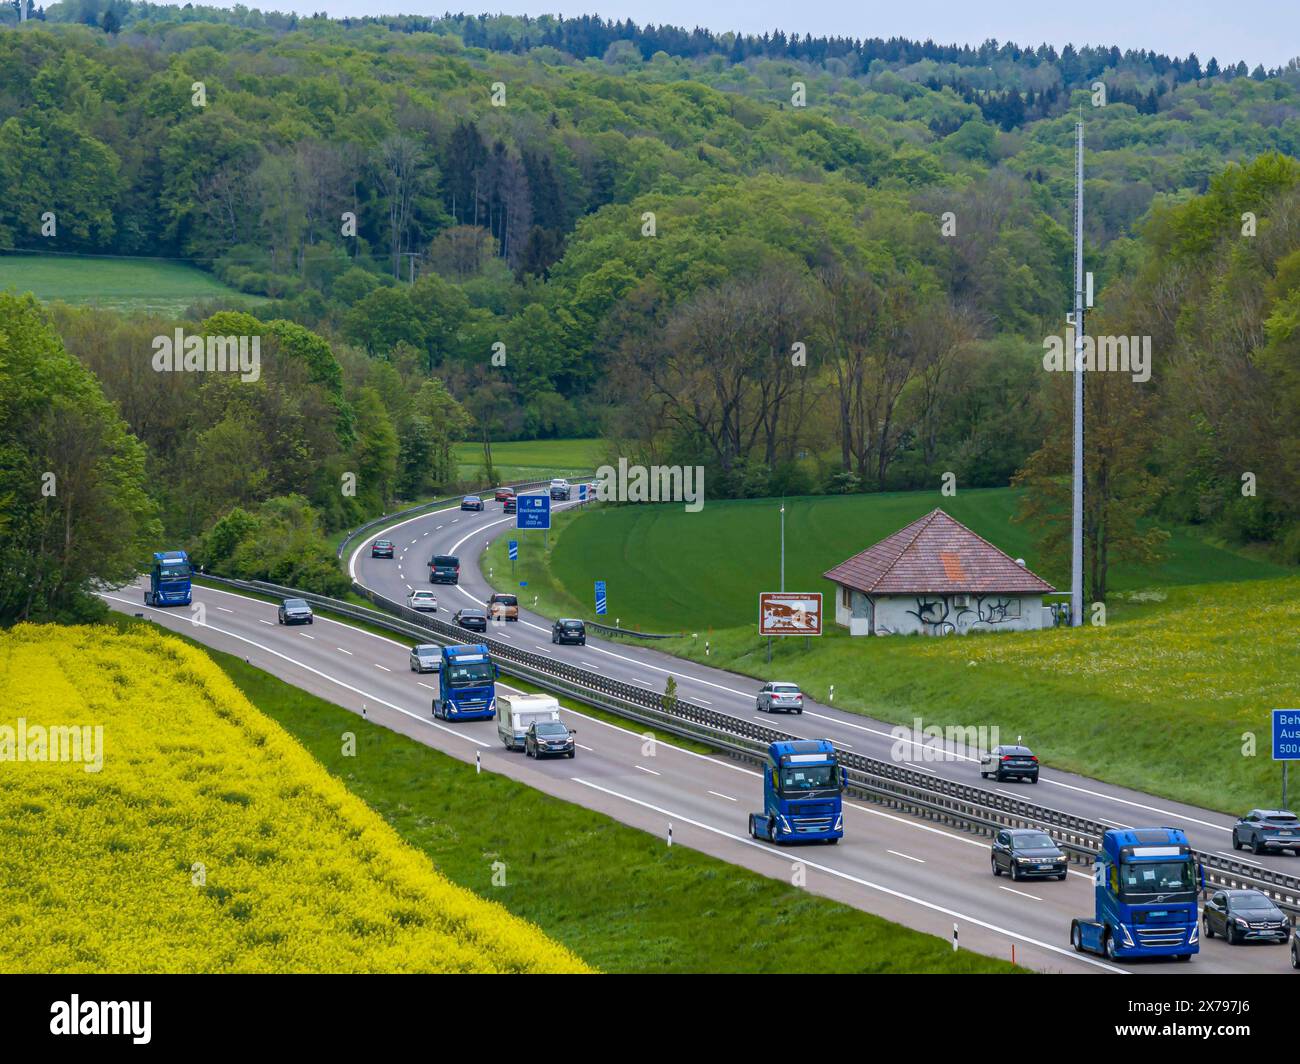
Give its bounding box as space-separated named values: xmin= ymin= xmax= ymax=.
xmin=1014 ymin=833 xmax=1056 ymax=849
xmin=433 ymin=556 xmax=457 ymax=567
xmin=536 ymin=723 xmax=568 ymax=737
xmin=777 ymin=763 xmax=838 ymax=793
xmin=1232 ymin=895 xmax=1274 ymax=911
xmin=460 ymin=610 xmax=484 ymax=619
xmin=412 ymin=593 xmax=434 ymax=601
xmin=1117 ymin=860 xmax=1195 ymax=898
xmin=446 ymin=663 xmax=492 ymax=687
xmin=414 ymin=646 xmax=436 ymax=656
xmin=376 ymin=541 xmax=391 ymax=547
xmin=562 ymin=621 xmax=583 ymax=629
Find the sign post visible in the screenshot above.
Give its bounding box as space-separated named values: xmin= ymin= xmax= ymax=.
xmin=508 ymin=539 xmax=518 ymax=577
xmin=594 ymin=580 xmax=607 ymax=617
xmin=1272 ymin=709 xmax=1300 ymax=809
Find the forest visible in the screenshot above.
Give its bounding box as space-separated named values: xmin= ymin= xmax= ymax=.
xmin=1 ymin=8 xmax=1298 ymax=621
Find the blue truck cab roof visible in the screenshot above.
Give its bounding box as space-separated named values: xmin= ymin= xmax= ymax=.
xmin=1101 ymin=827 xmax=1191 ymax=862
xmin=767 ymin=739 xmax=837 ymax=765
xmin=444 ymin=644 xmax=490 ymax=659
xmin=153 ymin=550 xmax=189 ymax=563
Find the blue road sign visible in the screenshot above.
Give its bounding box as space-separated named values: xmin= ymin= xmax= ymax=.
xmin=594 ymin=580 xmax=607 ymax=616
xmin=508 ymin=540 xmax=518 ymax=560
xmin=1272 ymin=709 xmax=1300 ymax=760
xmin=578 ymin=483 xmax=589 ymax=502
xmin=517 ymin=493 xmax=551 ymax=530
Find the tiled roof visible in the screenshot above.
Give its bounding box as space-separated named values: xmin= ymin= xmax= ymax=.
xmin=822 ymin=509 xmax=1055 ymax=595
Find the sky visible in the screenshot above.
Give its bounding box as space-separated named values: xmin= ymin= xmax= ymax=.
xmin=280 ymin=1 xmax=1300 ymax=69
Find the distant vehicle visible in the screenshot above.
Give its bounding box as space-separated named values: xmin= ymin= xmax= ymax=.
xmin=757 ymin=681 xmax=803 ymax=714
xmin=409 ymin=644 xmax=441 ymax=673
xmin=406 ymin=589 xmax=438 ymax=612
xmin=552 ymin=618 xmax=586 ymax=645
xmin=370 ymin=539 xmax=395 ymax=559
xmin=498 ymin=693 xmax=561 ymax=751
xmin=980 ymin=744 xmax=1039 ymax=783
xmin=1203 ymin=890 xmax=1291 ymax=945
xmin=1233 ymin=809 xmax=1300 ymax=855
xmin=748 ymin=740 xmax=845 ymax=845
xmin=145 ymin=550 xmax=193 ymax=607
xmin=277 ymin=598 xmax=313 ymax=625
xmin=487 ymin=592 xmax=518 ymax=622
xmin=453 ymin=608 xmax=488 ymax=633
xmin=525 ymin=719 xmax=576 ymax=759
xmin=494 ymin=487 xmax=515 ymax=503
xmin=432 ymin=644 xmax=498 ymax=721
xmin=503 ymin=496 xmax=517 ymax=514
xmin=461 ymin=495 xmax=484 ymax=512
xmin=1070 ymin=827 xmax=1200 ymax=961
xmin=990 ymin=828 xmax=1068 ymax=881
xmin=429 ymin=554 xmax=460 ymax=584
xmin=549 ymin=478 xmax=571 ymax=501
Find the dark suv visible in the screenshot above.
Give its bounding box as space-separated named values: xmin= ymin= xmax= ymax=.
xmin=525 ymin=720 xmax=576 ymax=759
xmin=990 ymin=828 xmax=1068 ymax=881
xmin=429 ymin=555 xmax=460 ymax=584
xmin=980 ymin=745 xmax=1039 ymax=783
xmin=277 ymin=598 xmax=313 ymax=625
xmin=1203 ymin=890 xmax=1292 ymax=945
xmin=552 ymin=618 xmax=586 ymax=645
xmin=1233 ymin=809 xmax=1300 ymax=856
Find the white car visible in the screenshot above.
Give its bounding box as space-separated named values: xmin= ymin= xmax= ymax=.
xmin=406 ymin=589 xmax=438 ymax=612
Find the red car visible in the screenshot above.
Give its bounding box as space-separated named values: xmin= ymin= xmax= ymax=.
xmin=494 ymin=487 xmax=515 ymax=503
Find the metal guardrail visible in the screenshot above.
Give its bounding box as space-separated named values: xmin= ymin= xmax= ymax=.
xmin=198 ymin=572 xmax=1300 ymax=917
xmin=580 ymin=620 xmax=677 ymax=640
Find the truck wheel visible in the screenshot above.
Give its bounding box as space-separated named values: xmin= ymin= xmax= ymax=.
xmin=825 ymin=837 xmax=838 ymax=845
xmin=1104 ymin=932 xmax=1118 ymax=961
xmin=1071 ymin=923 xmax=1083 ymax=953
xmin=1176 ymin=953 xmax=1191 ymax=962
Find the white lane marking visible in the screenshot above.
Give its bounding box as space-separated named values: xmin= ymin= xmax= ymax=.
xmin=300 ymin=633 xmax=315 ymax=640
xmin=374 ymin=664 xmax=391 ymax=672
xmin=422 ymin=532 xmax=429 ymax=536
xmin=1039 ymin=776 xmax=1230 ymax=832
xmin=887 ymin=850 xmax=925 ymax=864
xmin=1216 ymin=850 xmax=1269 ymax=868
xmin=417 ymin=682 xmax=437 ymax=690
xmin=581 ymin=661 xmax=599 ymax=669
xmin=337 ymin=648 xmax=352 ymax=655
xmin=410 ymin=539 xmax=417 ymax=545
xmin=695 ymin=698 xmax=712 ymax=705
xmin=535 ymin=645 xmax=552 ymax=652
xmin=634 ymin=765 xmax=660 ymax=776
xmin=631 ymin=678 xmax=653 ymax=687
xmin=258 ymin=619 xmax=273 ymax=625
xmin=217 ymin=606 xmax=234 ymax=613
xmin=100 ymin=595 xmax=488 ymax=748
xmin=570 ymin=778 xmax=1126 ymax=974
xmin=347 ymin=500 xmax=461 ymax=581
xmin=998 ymin=885 xmax=1042 ymax=902
xmin=708 ymin=790 xmax=737 ymax=802
xmin=576 ymin=743 xmax=594 ymax=752
xmin=802 ymin=709 xmax=983 ymax=762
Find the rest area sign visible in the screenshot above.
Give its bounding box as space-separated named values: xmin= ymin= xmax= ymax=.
xmin=1273 ymin=709 xmax=1300 ymax=761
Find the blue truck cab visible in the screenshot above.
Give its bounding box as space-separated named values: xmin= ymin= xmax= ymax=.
xmin=145 ymin=550 xmax=192 ymax=607
xmin=1071 ymin=826 xmax=1202 ymax=961
xmin=431 ymin=644 xmax=499 ymax=721
xmin=748 ymin=739 xmax=846 ymax=844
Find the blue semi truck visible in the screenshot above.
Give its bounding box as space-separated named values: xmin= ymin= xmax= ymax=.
xmin=145 ymin=550 xmax=193 ymax=607
xmin=748 ymin=739 xmax=846 ymax=844
xmin=431 ymin=644 xmax=499 ymax=721
xmin=1070 ymin=826 xmax=1202 ymax=961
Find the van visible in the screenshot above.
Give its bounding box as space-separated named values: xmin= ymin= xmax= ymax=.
xmin=429 ymin=554 xmax=460 ymax=584
xmin=487 ymin=592 xmax=519 ymax=622
xmin=497 ymin=693 xmax=561 ymax=751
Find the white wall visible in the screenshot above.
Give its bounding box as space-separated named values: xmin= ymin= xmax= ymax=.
xmin=831 ymin=585 xmax=1046 ymax=636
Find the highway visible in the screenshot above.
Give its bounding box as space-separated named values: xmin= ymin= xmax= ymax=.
xmin=97 ymin=496 xmax=1294 ymax=974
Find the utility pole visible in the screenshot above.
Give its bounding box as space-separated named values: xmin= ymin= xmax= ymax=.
xmin=1070 ymin=119 xmax=1085 ymax=628
xmin=780 ymin=502 xmax=786 ymax=592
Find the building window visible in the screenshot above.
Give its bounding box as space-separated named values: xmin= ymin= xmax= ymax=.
xmin=841 ymin=586 xmax=851 ymax=609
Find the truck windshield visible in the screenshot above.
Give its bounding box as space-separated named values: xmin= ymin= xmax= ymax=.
xmin=1118 ymin=860 xmax=1195 ymax=898
xmin=158 ymin=564 xmax=191 ymax=580
xmin=446 ymin=662 xmax=493 ymax=687
xmin=778 ymin=763 xmax=839 ymax=793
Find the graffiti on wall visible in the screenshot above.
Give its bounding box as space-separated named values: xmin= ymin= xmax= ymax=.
xmin=905 ymin=594 xmax=1020 ymax=635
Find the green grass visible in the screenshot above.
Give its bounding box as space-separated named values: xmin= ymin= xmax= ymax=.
xmin=655 ymin=577 xmax=1300 ymax=816
xmin=0 ymin=253 xmax=261 ymax=315
xmin=540 ymin=488 xmax=1288 ymax=632
xmin=453 ymin=438 xmax=601 ymax=482
xmin=101 ymin=612 xmax=1020 ymax=974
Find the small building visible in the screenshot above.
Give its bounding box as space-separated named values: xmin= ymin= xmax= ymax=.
xmin=823 ymin=509 xmax=1055 ymax=636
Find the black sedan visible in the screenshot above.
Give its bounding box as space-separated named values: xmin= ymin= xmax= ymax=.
xmin=1203 ymin=890 xmax=1292 ymax=945
xmin=525 ymin=720 xmax=576 ymax=759
xmin=552 ymin=618 xmax=586 ymax=645
xmin=452 ymin=608 xmax=488 ymax=633
xmin=980 ymin=744 xmax=1039 ymax=783
xmin=503 ymin=496 xmax=517 ymax=514
xmin=277 ymin=598 xmax=313 ymax=625
xmin=1233 ymin=809 xmax=1300 ymax=856
xmin=370 ymin=539 xmax=395 ymax=559
xmin=461 ymin=495 xmax=484 ymax=512
xmin=990 ymin=828 xmax=1068 ymax=881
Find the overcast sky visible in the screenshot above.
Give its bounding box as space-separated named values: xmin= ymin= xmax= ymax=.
xmin=280 ymin=1 xmax=1300 ymax=69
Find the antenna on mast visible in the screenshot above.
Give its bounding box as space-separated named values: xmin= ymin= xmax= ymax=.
xmin=1070 ymin=119 xmax=1085 ymax=628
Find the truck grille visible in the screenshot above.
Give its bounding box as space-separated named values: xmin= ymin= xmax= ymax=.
xmin=1136 ymin=926 xmax=1186 ymax=947
xmin=455 ymin=699 xmax=489 ymax=712
xmin=792 ymin=816 xmax=832 ymax=833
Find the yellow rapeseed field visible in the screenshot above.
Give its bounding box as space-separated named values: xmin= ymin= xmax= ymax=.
xmin=0 ymin=623 xmax=591 ymax=974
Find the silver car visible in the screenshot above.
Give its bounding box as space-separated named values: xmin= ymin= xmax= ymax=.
xmin=757 ymin=682 xmax=803 ymax=714
xmin=409 ymin=644 xmax=441 ymax=673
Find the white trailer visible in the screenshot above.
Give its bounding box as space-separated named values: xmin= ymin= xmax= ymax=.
xmin=497 ymin=694 xmax=562 ymax=751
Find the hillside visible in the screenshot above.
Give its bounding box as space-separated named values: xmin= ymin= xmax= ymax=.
xmin=0 ymin=622 xmax=587 ymax=973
